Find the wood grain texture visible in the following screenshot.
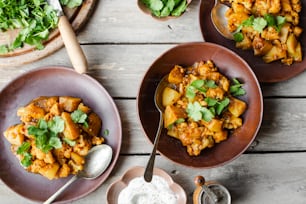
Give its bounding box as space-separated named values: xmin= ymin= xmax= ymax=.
xmin=1 ymin=154 xmax=306 ymax=204
xmin=0 ymin=0 xmax=306 ymax=203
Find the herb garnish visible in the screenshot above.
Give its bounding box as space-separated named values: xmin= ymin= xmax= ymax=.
xmin=186 ymin=79 xmax=217 ymax=100
xmin=71 ymin=109 xmax=88 ymax=127
xmin=27 ymin=117 xmax=64 ymax=153
xmin=17 ymin=142 xmax=32 ymax=167
xmin=184 ymin=77 xmax=244 ymax=122
xmin=233 ymin=14 xmax=286 ymax=42
xmin=230 ymin=78 xmax=246 ymax=96
xmin=186 ymin=101 xmax=215 ymax=122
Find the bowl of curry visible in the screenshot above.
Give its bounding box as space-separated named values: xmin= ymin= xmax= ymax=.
xmin=137 ymin=42 xmax=263 ymax=168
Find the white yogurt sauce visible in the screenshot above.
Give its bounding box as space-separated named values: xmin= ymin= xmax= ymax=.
xmin=118 ymin=175 xmax=178 ymax=204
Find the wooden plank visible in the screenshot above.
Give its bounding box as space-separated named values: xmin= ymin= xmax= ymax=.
xmin=115 ymin=98 xmax=306 ymax=154
xmin=78 ymin=0 xmax=203 ymax=43
xmin=1 ymin=45 xmax=306 ymax=98
xmin=1 ymin=153 xmax=306 ymax=204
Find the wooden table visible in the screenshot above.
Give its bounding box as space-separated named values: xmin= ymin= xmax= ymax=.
xmin=1 ymin=0 xmax=306 ymax=203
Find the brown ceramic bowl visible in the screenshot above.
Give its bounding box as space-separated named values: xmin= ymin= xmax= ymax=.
xmin=137 ymin=42 xmax=263 ymax=168
xmin=0 ymin=66 xmax=122 ymax=203
xmin=199 ymin=0 xmax=306 ymax=82
xmin=106 ymin=166 xmax=187 ymax=204
xmin=137 ymin=0 xmax=193 ymax=21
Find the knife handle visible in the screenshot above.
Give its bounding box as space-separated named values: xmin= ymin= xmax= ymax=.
xmin=58 ymin=15 xmax=88 ymax=74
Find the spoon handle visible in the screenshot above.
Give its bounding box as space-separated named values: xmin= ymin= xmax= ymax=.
xmin=43 ymin=175 xmax=78 ymax=204
xmin=144 ymin=112 xmax=163 ymax=182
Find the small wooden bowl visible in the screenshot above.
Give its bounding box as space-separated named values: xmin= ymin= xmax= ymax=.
xmin=137 ymin=0 xmax=193 ymax=21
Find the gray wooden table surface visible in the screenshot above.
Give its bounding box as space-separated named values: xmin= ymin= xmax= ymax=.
xmin=1 ymin=0 xmax=306 ymax=203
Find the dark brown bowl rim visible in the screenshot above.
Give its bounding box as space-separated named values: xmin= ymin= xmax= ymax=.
xmin=136 ymin=42 xmax=263 ymax=168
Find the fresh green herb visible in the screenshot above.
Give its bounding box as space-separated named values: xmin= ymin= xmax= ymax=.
xmin=233 ymin=32 xmax=244 ymax=42
xmin=215 ymin=98 xmax=230 ymax=115
xmin=253 ymin=17 xmax=267 ymax=32
xmin=28 ymin=117 xmax=64 ymax=153
xmin=0 ymin=0 xmax=60 ymax=52
xmin=186 ymin=101 xmax=215 ymax=122
xmin=17 ymin=142 xmax=32 ymax=167
xmin=175 ymin=118 xmax=185 ymax=124
xmin=21 ymin=152 xmax=32 ymax=167
xmin=71 ymin=109 xmax=88 ymax=127
xmin=230 ymin=78 xmax=246 ymax=96
xmin=63 ymin=137 xmax=76 ymax=146
xmin=205 ymin=97 xmax=230 ymax=115
xmin=171 ymin=0 xmax=187 ymax=16
xmin=234 ymin=15 xmax=286 ymax=42
xmin=141 ymin=0 xmax=188 ymax=18
xmin=0 ymin=0 xmax=83 ymax=53
xmin=60 ymin=0 xmax=83 ymax=8
xmin=103 ymin=129 xmax=110 ymax=136
xmin=186 ymin=79 xmax=217 ymax=100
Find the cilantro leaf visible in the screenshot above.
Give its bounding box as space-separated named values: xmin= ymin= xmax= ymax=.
xmin=216 ymin=97 xmax=230 ymax=115
xmin=186 ymin=102 xmax=214 ymax=122
xmin=0 ymin=0 xmax=83 ymax=52
xmin=186 ymin=79 xmax=217 ymax=100
xmin=21 ymin=152 xmax=32 ymax=167
xmin=48 ymin=116 xmax=65 ymax=134
xmin=63 ymin=137 xmax=76 ymax=146
xmin=141 ymin=0 xmax=188 ymax=17
xmin=171 ymin=0 xmax=187 ymax=16
xmin=71 ymin=109 xmax=88 ymax=127
xmin=60 ymin=0 xmax=83 ymax=8
xmin=230 ymin=78 xmax=246 ymax=96
xmin=17 ymin=142 xmax=31 ymax=155
xmin=233 ymin=32 xmax=244 ymax=42
xmin=253 ymin=17 xmax=267 ymax=32
xmin=28 ymin=117 xmax=64 ymax=153
xmin=17 ymin=142 xmax=32 ymax=167
xmin=103 ymin=129 xmax=110 ymax=137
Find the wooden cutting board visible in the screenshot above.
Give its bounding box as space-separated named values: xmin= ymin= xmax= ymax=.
xmin=0 ymin=0 xmax=96 ymax=67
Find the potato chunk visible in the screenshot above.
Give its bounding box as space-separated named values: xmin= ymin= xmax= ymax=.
xmin=59 ymin=96 xmax=82 ymax=112
xmin=3 ymin=124 xmax=25 ymax=146
xmin=168 ymin=65 xmax=184 ymax=84
xmin=162 ymin=87 xmax=181 ymax=107
xmin=61 ymin=112 xmax=80 ymax=140
xmin=164 ymin=105 xmax=187 ymax=128
xmin=228 ymin=97 xmax=247 ymax=117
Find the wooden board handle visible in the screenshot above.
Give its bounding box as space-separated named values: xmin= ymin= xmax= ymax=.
xmin=58 ymin=15 xmax=88 ymax=74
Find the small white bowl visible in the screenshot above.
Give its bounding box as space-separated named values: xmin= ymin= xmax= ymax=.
xmin=106 ymin=166 xmax=187 ymax=204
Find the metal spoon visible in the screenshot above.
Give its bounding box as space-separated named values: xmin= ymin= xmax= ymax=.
xmin=211 ymin=0 xmax=233 ymax=40
xmin=44 ymin=144 xmax=113 ymax=204
xmin=144 ymin=75 xmax=168 ymax=182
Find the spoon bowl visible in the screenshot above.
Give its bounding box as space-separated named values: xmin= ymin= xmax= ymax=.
xmin=44 ymin=144 xmax=113 ymax=204
xmin=143 ymin=75 xmax=168 ymax=182
xmin=211 ymin=0 xmax=233 ymax=40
